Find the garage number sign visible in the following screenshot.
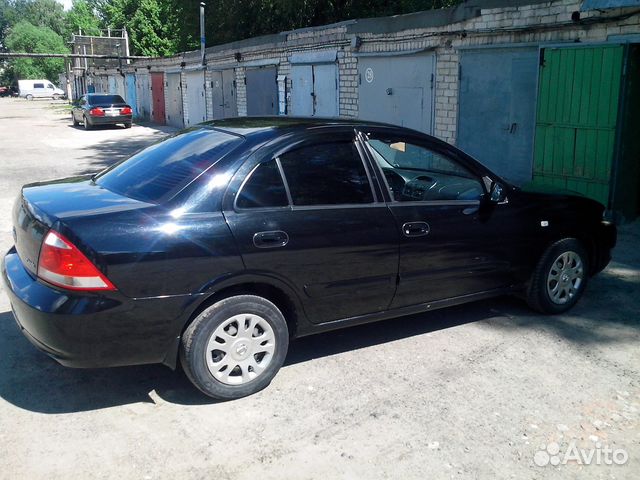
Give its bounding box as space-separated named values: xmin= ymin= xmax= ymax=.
xmin=365 ymin=68 xmax=374 ymax=83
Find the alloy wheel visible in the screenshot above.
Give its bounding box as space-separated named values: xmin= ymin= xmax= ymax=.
xmin=546 ymin=251 xmax=584 ymax=305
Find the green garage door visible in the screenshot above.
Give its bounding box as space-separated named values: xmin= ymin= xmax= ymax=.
xmin=533 ymin=45 xmax=624 ymax=206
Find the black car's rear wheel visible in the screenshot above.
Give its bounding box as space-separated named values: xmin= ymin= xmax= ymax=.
xmin=124 ymin=122 xmax=132 ymax=129
xmin=180 ymin=295 xmax=289 ymax=400
xmin=83 ymin=115 xmax=92 ymax=130
xmin=527 ymin=238 xmax=588 ymax=314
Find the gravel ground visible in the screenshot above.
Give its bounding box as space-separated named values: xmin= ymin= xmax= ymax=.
xmin=0 ymin=97 xmax=638 ymax=480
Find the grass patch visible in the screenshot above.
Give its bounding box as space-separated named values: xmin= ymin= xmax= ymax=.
xmin=47 ymin=103 xmax=72 ymax=113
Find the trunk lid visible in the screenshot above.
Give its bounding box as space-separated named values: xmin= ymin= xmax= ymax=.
xmin=13 ymin=176 xmax=152 ymax=276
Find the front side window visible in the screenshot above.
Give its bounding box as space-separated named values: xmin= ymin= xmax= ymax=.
xmin=279 ymin=142 xmax=373 ymax=206
xmin=236 ymin=160 xmax=288 ymax=209
xmin=47 ymin=83 xmax=54 ymax=89
xmin=366 ymin=138 xmax=483 ymax=202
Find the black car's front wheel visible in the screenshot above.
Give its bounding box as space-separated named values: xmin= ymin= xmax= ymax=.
xmin=527 ymin=238 xmax=589 ymax=314
xmin=180 ymin=295 xmax=289 ymax=400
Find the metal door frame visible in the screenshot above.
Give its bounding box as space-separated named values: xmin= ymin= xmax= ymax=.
xmin=185 ymin=68 xmax=207 ymax=126
xmin=456 ymin=45 xmax=541 ymax=180
xmin=165 ymin=71 xmax=184 ymax=128
xmin=245 ymin=65 xmax=279 ymax=116
xmin=357 ymin=52 xmax=437 ymax=134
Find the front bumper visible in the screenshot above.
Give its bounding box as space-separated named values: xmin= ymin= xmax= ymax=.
xmin=592 ymin=220 xmax=617 ymax=274
xmin=1 ymin=248 xmax=193 ymax=368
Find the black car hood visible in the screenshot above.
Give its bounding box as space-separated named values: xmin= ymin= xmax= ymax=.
xmin=516 ymin=183 xmax=585 ymax=198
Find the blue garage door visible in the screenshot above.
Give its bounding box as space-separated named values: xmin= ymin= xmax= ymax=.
xmin=125 ymin=74 xmax=138 ymax=117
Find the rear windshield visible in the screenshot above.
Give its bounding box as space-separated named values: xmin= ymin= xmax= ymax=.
xmin=95 ymin=128 xmax=243 ymax=204
xmin=89 ymin=94 xmax=125 ymax=104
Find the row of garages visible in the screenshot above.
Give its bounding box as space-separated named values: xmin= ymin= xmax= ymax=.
xmin=87 ymin=51 xmax=437 ymax=138
xmin=85 ymin=41 xmax=639 ymax=220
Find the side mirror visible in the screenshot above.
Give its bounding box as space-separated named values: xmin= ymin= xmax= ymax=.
xmin=489 ymin=182 xmax=507 ymax=203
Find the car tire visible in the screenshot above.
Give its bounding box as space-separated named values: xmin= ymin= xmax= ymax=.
xmin=527 ymin=238 xmax=589 ymax=314
xmin=53 ymin=94 xmax=60 ymax=100
xmin=180 ymin=295 xmax=289 ymax=400
xmin=72 ymin=114 xmax=79 ymax=126
xmin=83 ymin=116 xmax=92 ymax=130
xmin=124 ymin=122 xmax=132 ymax=129
xmin=26 ymin=94 xmax=33 ymax=101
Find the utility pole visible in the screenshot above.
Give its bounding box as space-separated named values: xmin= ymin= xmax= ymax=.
xmin=123 ymin=28 xmax=130 ymax=65
xmin=200 ymin=2 xmax=206 ymax=66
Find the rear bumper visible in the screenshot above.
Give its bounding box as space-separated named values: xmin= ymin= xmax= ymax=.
xmin=87 ymin=115 xmax=132 ymax=125
xmin=1 ymin=248 xmax=194 ymax=368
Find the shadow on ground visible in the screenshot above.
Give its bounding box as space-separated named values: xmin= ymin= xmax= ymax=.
xmin=0 ymin=297 xmax=515 ymax=413
xmin=43 ymin=115 xmax=176 ymax=175
xmin=1 ymin=281 xmax=638 ymax=414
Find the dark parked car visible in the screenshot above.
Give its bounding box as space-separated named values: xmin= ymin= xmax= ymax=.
xmin=71 ymin=94 xmax=133 ymax=129
xmin=2 ymin=118 xmax=616 ymax=399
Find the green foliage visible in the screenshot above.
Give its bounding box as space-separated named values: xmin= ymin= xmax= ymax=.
xmin=10 ymin=0 xmax=66 ymax=36
xmin=5 ymin=20 xmax=68 ymax=80
xmin=65 ymin=0 xmax=102 ymax=38
xmin=100 ymin=0 xmax=178 ymax=56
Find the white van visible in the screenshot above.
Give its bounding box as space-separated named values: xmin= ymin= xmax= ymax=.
xmin=18 ymin=80 xmax=66 ymax=100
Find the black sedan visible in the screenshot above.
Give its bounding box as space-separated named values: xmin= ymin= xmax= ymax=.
xmin=2 ymin=118 xmax=616 ymax=399
xmin=71 ymin=94 xmax=133 ymax=129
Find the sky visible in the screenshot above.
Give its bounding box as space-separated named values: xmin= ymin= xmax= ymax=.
xmin=59 ymin=0 xmax=73 ymax=11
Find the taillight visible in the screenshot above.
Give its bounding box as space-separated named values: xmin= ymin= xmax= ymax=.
xmin=89 ymin=107 xmax=105 ymax=116
xmin=37 ymin=230 xmax=116 ymax=291
xmin=120 ymin=106 xmax=132 ymax=115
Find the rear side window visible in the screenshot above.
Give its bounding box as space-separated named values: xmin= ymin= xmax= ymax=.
xmin=95 ymin=128 xmax=243 ymax=203
xmin=34 ymin=83 xmax=44 ymax=88
xmin=279 ymin=142 xmax=373 ymax=206
xmin=237 ymin=160 xmax=288 ymax=209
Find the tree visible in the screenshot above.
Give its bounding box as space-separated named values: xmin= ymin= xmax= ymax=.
xmin=5 ymin=20 xmax=68 ymax=80
xmin=100 ymin=0 xmax=178 ymax=56
xmin=11 ymin=0 xmax=66 ymax=37
xmin=64 ymin=0 xmax=102 ymax=38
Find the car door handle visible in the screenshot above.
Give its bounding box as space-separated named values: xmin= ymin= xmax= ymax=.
xmin=402 ymin=222 xmax=430 ymax=237
xmin=253 ymin=231 xmax=289 ymax=248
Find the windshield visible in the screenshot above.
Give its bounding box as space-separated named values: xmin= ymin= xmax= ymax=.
xmin=89 ymin=94 xmax=126 ymax=105
xmin=95 ymin=128 xmax=244 ymax=204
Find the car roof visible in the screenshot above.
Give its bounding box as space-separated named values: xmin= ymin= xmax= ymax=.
xmin=204 ymin=116 xmax=417 ymax=141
